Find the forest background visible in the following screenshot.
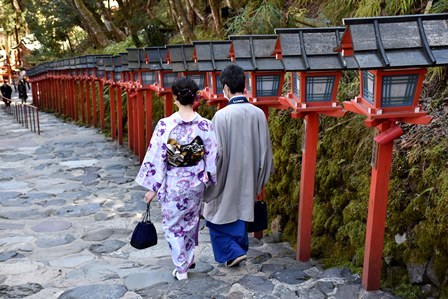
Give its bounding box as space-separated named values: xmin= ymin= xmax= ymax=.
xmin=1 ymin=0 xmax=448 ymax=298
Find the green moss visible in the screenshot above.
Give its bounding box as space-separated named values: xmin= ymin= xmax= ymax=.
xmin=393 ymin=283 xmax=422 ymax=299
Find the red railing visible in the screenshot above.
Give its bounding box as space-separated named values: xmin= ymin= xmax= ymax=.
xmin=30 ymin=74 xmax=157 ymax=163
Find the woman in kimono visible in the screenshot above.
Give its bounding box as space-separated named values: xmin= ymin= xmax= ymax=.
xmin=135 ymin=77 xmax=218 ymax=280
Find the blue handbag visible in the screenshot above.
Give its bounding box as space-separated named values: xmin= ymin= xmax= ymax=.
xmin=130 ymin=203 xmax=158 ymax=249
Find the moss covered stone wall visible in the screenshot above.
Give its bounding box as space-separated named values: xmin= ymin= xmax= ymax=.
xmin=264 ymin=72 xmax=448 ymax=298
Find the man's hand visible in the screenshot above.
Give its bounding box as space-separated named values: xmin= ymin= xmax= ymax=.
xmin=144 ymin=190 xmax=157 ymax=203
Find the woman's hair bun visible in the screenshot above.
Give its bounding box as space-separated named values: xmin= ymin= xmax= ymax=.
xmin=176 ymin=87 xmax=195 ymax=98
xmin=172 ymin=77 xmax=200 ymax=106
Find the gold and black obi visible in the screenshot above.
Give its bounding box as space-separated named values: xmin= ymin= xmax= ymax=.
xmin=167 ymin=136 xmax=205 ymax=167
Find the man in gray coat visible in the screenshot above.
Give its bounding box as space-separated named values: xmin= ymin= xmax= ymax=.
xmin=203 ymin=64 xmax=273 ymax=267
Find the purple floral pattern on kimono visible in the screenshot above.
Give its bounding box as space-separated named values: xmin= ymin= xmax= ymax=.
xmin=135 ymin=112 xmax=218 ymax=274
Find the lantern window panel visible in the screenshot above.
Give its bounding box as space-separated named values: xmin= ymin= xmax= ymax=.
xmin=89 ymin=69 xmax=94 ymax=76
xmin=256 ymin=75 xmax=281 ymax=97
xmin=105 ymin=72 xmax=111 ymax=80
xmin=163 ymin=73 xmax=178 ymax=88
xmin=134 ymin=73 xmax=139 ymax=82
xmin=381 ymin=74 xmax=418 ymax=107
xmin=114 ymin=72 xmax=122 ymax=82
xmin=293 ymin=72 xmax=300 ymax=99
xmin=362 ymin=71 xmax=375 ymax=104
xmin=305 ymin=76 xmax=335 ymax=102
xmin=97 ymin=70 xmax=104 ymax=78
xmin=158 ymin=72 xmax=162 ymax=84
xmin=142 ymin=72 xmax=155 ymax=85
xmin=246 ymin=73 xmax=252 ymax=94
xmin=186 ymin=74 xmax=206 ymax=89
xmin=215 ymin=74 xmax=223 ymax=94
xmin=208 ymin=73 xmax=214 ymax=91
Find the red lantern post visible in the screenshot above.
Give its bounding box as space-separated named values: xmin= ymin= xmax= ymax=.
xmin=336 ymin=13 xmax=448 ymax=291
xmin=275 ymin=27 xmax=348 ymax=259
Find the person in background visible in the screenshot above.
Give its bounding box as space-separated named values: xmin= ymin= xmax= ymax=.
xmin=1 ymin=79 xmax=13 ymax=108
xmin=17 ymin=79 xmax=28 ymax=104
xmin=135 ymin=77 xmax=218 ymax=280
xmin=203 ymin=64 xmax=273 ymax=267
xmin=11 ymin=77 xmax=17 ymax=92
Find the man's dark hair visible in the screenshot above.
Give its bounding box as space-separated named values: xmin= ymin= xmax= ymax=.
xmin=171 ymin=77 xmax=199 ymax=106
xmin=220 ymin=64 xmax=245 ymax=94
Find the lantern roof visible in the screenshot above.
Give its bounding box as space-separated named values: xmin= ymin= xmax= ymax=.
xmin=85 ymin=55 xmax=97 ymax=69
xmin=274 ymin=27 xmax=357 ymax=71
xmin=75 ymin=56 xmax=87 ymax=69
xmin=192 ymin=40 xmax=233 ymax=71
xmin=337 ymin=13 xmax=448 ymax=69
xmin=112 ymin=55 xmax=122 ymax=73
xmin=52 ymin=59 xmax=63 ymax=71
xmin=41 ymin=62 xmax=50 ymax=74
xmin=127 ymin=48 xmax=147 ymax=71
xmin=126 ymin=48 xmax=139 ymax=69
xmin=96 ymin=55 xmax=113 ymax=71
xmin=166 ymin=44 xmax=198 ymax=72
xmin=228 ymin=35 xmax=284 ymax=71
xmin=69 ymin=58 xmax=77 ymax=70
xmin=58 ymin=60 xmax=66 ymax=71
xmin=143 ymin=47 xmax=171 ymax=71
xmin=119 ymin=52 xmax=129 ymax=72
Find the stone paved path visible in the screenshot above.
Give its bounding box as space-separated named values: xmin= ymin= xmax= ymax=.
xmin=0 ymin=97 xmax=400 ymax=298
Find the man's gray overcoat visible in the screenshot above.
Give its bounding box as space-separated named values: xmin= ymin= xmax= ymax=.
xmin=203 ymin=102 xmax=273 ymax=224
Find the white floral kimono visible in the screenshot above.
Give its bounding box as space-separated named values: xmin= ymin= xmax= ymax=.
xmin=135 ymin=112 xmax=218 ymax=274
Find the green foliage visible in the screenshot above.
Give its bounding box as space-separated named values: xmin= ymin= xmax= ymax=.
xmin=196 ymin=101 xmax=217 ymax=121
xmin=0 ymin=1 xmax=18 ymax=34
xmin=23 ymin=0 xmax=81 ymax=57
xmin=393 ymin=283 xmax=422 ymax=299
xmin=385 ymin=0 xmax=421 ymax=15
xmin=431 ymin=0 xmax=448 ymax=13
xmin=321 ymin=0 xmax=360 ymax=25
xmin=264 ymin=109 xmax=303 ymax=245
xmin=100 ymin=37 xmax=136 ymax=55
xmin=225 ymin=0 xmax=286 ymax=35
xmin=320 ymin=0 xmax=425 ymax=25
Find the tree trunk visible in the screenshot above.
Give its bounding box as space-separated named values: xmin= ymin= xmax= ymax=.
xmin=96 ymin=0 xmax=126 ymax=41
xmin=380 ymin=0 xmax=386 ymax=16
xmin=225 ymin=0 xmax=234 ymax=10
xmin=184 ymin=0 xmax=196 ymax=28
xmin=209 ymin=0 xmax=222 ymax=35
xmin=145 ymin=0 xmax=156 ymax=19
xmin=73 ymin=0 xmax=109 ymax=47
xmin=424 ymin=1 xmax=433 ymax=14
xmin=66 ymin=32 xmax=74 ymax=53
xmin=188 ymin=0 xmax=206 ymax=23
xmin=11 ymin=0 xmax=24 ymax=13
xmin=168 ymin=0 xmax=196 ymax=43
xmin=116 ymin=0 xmax=142 ymax=47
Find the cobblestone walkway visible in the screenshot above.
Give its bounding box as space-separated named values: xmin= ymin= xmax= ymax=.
xmin=0 ymin=100 xmax=400 ymax=298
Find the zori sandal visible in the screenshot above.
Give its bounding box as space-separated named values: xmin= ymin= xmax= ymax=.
xmin=172 ymin=269 xmax=188 ymax=280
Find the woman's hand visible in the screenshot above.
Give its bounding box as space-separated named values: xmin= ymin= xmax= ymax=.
xmin=144 ymin=190 xmax=157 ymax=203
